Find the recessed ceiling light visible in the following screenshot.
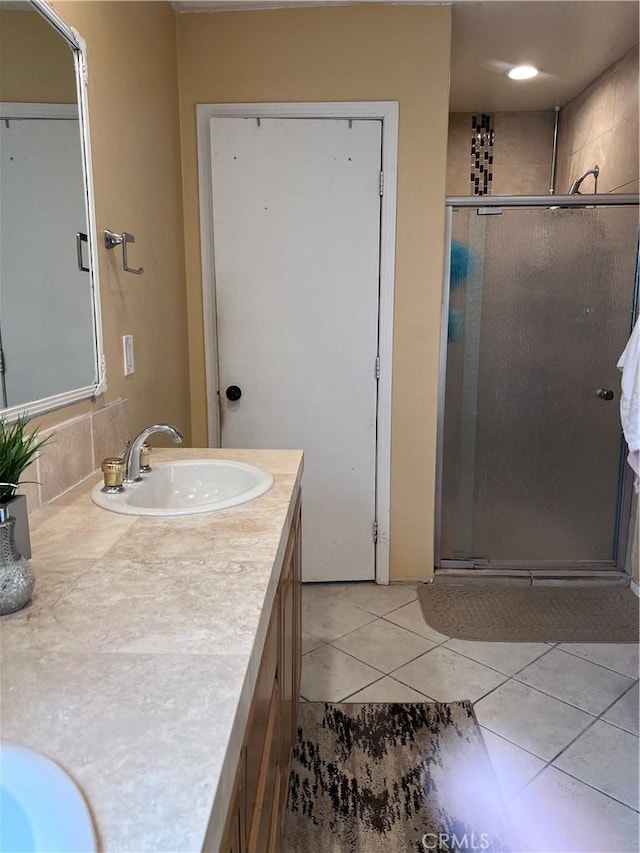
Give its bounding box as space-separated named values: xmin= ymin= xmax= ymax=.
xmin=507 ymin=65 xmax=539 ymax=80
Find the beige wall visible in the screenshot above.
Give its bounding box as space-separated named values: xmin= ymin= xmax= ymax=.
xmin=556 ymin=43 xmax=639 ymax=195
xmin=31 ymin=1 xmax=192 ymax=446
xmin=0 ymin=9 xmax=76 ymax=103
xmin=447 ymin=111 xmax=555 ymax=196
xmin=176 ymin=4 xmax=452 ymax=580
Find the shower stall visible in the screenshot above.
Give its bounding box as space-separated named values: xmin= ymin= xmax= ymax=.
xmin=436 ymin=193 xmax=639 ymax=570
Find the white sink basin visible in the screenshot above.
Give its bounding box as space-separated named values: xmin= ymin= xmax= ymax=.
xmin=91 ymin=459 xmax=274 ymax=516
xmin=0 ymin=742 xmax=96 ymax=853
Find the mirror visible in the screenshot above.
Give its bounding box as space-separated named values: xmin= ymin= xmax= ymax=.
xmin=0 ymin=0 xmax=104 ymax=419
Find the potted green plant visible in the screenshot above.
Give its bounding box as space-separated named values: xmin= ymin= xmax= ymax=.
xmin=0 ymin=414 xmax=51 ymax=557
xmin=0 ymin=415 xmax=51 ymax=616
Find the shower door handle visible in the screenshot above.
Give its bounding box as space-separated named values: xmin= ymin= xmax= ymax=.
xmin=596 ymin=388 xmax=614 ymax=401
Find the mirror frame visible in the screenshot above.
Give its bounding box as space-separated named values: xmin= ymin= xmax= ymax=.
xmin=0 ymin=0 xmax=106 ymax=421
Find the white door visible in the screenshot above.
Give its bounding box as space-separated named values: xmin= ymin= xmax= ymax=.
xmin=209 ymin=117 xmax=382 ymax=582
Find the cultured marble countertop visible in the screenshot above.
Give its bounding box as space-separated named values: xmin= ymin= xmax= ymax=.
xmin=0 ymin=448 xmax=303 ymax=853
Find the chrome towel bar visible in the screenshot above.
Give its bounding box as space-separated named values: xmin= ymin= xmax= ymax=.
xmin=104 ymin=229 xmax=143 ymax=275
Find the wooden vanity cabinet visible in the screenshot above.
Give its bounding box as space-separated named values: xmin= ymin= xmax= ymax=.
xmin=223 ymin=751 xmax=247 ymax=853
xmin=216 ymin=493 xmax=301 ymax=853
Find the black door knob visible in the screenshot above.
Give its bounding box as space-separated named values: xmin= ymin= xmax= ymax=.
xmin=596 ymin=388 xmax=614 ymax=401
xmin=226 ymin=385 xmax=242 ymax=402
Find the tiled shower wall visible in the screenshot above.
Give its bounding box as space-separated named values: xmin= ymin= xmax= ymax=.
xmin=447 ymin=43 xmax=639 ymax=200
xmin=555 ymin=43 xmax=639 ymax=196
xmin=447 ymin=110 xmax=555 ymax=196
xmin=18 ymin=399 xmax=129 ymax=515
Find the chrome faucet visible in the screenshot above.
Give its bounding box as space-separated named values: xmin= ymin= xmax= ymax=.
xmin=123 ymin=423 xmax=183 ymax=483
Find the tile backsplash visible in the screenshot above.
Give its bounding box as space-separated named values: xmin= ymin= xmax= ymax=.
xmin=19 ymin=400 xmax=129 ymax=515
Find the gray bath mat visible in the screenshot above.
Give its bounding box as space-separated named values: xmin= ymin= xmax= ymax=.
xmin=417 ymin=582 xmax=640 ymax=643
xmin=284 ymin=701 xmax=516 ymax=852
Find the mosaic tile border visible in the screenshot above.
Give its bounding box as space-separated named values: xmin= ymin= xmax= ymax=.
xmin=471 ymin=113 xmax=494 ymax=196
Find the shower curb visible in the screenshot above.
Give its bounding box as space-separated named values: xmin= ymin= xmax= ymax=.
xmin=433 ymin=568 xmax=631 ymax=587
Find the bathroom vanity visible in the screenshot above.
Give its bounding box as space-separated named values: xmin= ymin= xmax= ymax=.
xmin=215 ymin=487 xmax=301 ymax=853
xmin=0 ymin=448 xmax=302 ymax=852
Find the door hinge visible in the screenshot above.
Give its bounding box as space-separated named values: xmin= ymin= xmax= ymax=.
xmin=375 ymin=356 xmax=380 ymax=380
xmin=379 ymin=171 xmax=384 ymax=196
xmin=0 ymin=346 xmax=5 ymax=375
xmin=373 ymin=520 xmax=378 ymax=544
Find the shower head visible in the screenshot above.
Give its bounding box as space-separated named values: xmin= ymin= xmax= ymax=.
xmin=568 ymin=164 xmax=600 ymax=194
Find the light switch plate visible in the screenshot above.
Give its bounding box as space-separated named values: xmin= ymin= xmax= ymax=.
xmin=123 ymin=335 xmax=135 ymax=376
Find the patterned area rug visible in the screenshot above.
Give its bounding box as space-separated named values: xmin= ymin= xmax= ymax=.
xmin=284 ymin=701 xmax=516 ymax=852
xmin=417 ymin=582 xmax=640 ymax=642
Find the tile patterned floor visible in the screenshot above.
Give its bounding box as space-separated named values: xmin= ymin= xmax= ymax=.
xmin=301 ymin=581 xmax=640 ymax=853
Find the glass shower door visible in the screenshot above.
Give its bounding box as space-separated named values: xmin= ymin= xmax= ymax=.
xmin=440 ymin=204 xmax=639 ymax=566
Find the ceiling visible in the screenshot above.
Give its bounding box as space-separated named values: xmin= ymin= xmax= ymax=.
xmin=450 ymin=2 xmax=639 ymax=111
xmin=171 ymin=1 xmax=639 ymax=111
